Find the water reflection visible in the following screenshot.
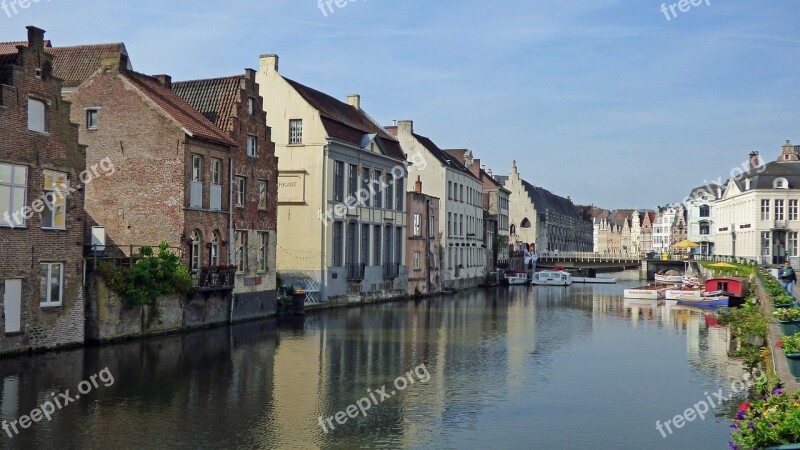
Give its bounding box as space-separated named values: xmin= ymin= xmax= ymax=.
xmin=0 ymin=282 xmax=747 ymax=449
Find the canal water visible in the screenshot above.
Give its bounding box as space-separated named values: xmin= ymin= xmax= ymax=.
xmin=1 ymin=281 xmax=749 ymax=449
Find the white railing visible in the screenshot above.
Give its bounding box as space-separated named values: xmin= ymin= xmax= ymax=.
xmin=537 ymin=251 xmax=642 ymax=262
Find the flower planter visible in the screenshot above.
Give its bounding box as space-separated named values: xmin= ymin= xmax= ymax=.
xmin=774 ymin=303 xmax=794 ymax=310
xmin=764 ymin=444 xmax=800 ymax=450
xmin=786 ymin=353 xmax=800 ymax=380
xmin=779 ymin=320 xmax=800 ymax=336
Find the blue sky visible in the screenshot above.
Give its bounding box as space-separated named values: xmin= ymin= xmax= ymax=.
xmin=3 ymin=0 xmax=799 ymax=208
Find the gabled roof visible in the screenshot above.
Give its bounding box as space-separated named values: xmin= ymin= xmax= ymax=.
xmin=520 ymin=179 xmax=581 ymax=220
xmin=171 ymin=76 xmax=242 ymax=130
xmin=123 ymin=71 xmax=236 ymax=146
xmin=729 ymin=160 xmax=800 ymax=191
xmin=0 ymin=40 xmax=52 ymax=54
xmin=392 ymin=131 xmax=477 ymax=179
xmin=283 ymin=77 xmax=405 ymax=161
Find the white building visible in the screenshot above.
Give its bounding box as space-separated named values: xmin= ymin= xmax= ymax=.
xmin=653 ymin=205 xmax=681 ymax=255
xmin=388 ymin=121 xmax=486 ymax=289
xmin=257 ymin=55 xmax=408 ymax=302
xmin=686 ymin=183 xmax=723 ymax=257
xmin=715 ymin=144 xmax=800 ymax=266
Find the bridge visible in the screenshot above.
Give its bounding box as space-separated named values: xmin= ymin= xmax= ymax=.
xmin=535 ymin=252 xmax=642 ymax=271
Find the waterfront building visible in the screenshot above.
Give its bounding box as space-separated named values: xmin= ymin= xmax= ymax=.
xmin=406 ymin=177 xmax=441 ymax=295
xmin=499 ymin=161 xmax=593 ymax=253
xmin=715 ymin=144 xmax=800 ymax=265
xmin=640 ymin=211 xmax=655 ymax=254
xmin=257 ymin=55 xmax=408 ymax=302
xmin=0 ymin=27 xmax=86 ymax=354
xmin=653 ymin=205 xmax=684 ymax=255
xmin=172 ymin=70 xmax=279 ymax=310
xmin=686 ymin=183 xmax=723 ymax=257
xmin=443 ymin=149 xmax=511 ymax=269
xmin=592 ymin=209 xmax=641 ymax=254
xmin=387 ymin=121 xmax=485 ymax=289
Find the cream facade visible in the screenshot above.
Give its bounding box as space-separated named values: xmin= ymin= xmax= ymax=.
xmin=257 ymin=55 xmax=408 ymax=302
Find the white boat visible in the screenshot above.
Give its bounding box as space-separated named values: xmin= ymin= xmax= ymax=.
xmin=655 ymin=274 xmax=683 ymax=283
xmin=572 ymin=277 xmax=617 ymax=284
xmin=665 ymin=286 xmax=703 ymax=300
xmin=623 ymin=283 xmax=672 ymax=300
xmin=531 ymin=271 xmax=572 ymax=286
xmin=505 ymin=272 xmax=528 ymax=285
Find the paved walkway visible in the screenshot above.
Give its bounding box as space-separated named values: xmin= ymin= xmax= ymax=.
xmin=758 ymin=278 xmax=800 ymax=393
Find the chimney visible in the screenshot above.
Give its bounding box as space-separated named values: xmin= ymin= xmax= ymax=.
xmin=153 ymin=74 xmax=172 ymax=89
xmin=347 ymin=94 xmax=361 ymax=110
xmin=101 ymin=52 xmax=129 ymax=72
xmin=397 ymin=120 xmax=413 ymax=136
xmin=245 ymin=68 xmax=256 ymax=83
xmin=487 ymin=168 xmax=493 ymax=178
xmin=259 ymin=54 xmax=279 ymax=74
xmin=26 ymin=26 xmax=45 ymax=51
xmin=415 ymin=175 xmax=422 ymax=193
xmin=749 ymin=151 xmax=760 ymax=169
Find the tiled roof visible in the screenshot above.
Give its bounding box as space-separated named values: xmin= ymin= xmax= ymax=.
xmin=123 ymin=71 xmax=236 ymax=147
xmin=284 ymin=77 xmax=405 ymax=161
xmin=171 ymin=76 xmax=242 ymax=130
xmin=0 ymin=40 xmax=51 ymax=54
xmin=48 ymin=43 xmax=129 ymax=87
xmin=520 ymin=179 xmax=581 ymax=220
xmin=386 ymin=129 xmax=477 ymax=179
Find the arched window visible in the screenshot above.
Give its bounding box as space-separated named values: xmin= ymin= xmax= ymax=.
xmin=699 ymin=205 xmax=710 ymax=218
xmin=521 ymin=218 xmax=532 ymax=228
xmin=700 ymin=223 xmax=710 ymax=235
xmin=210 ymin=231 xmax=220 ymax=266
xmin=510 ymin=224 xmax=516 ymax=235
xmin=190 ymin=229 xmax=202 ymax=272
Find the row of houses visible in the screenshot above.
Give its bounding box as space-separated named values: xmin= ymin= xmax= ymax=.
xmin=0 ymin=26 xmax=595 ymax=356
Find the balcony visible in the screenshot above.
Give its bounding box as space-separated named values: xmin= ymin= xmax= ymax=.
xmin=194 ymin=267 xmax=236 ymax=291
xmin=346 ymin=263 xmax=365 ymax=281
xmin=383 ymin=262 xmax=399 ymax=279
xmin=773 ymin=220 xmax=789 ymax=230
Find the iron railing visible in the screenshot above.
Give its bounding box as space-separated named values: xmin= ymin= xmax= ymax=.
xmin=194 ymin=267 xmax=236 ymax=291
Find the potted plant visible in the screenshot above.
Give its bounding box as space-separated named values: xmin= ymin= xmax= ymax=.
xmin=777 ymin=333 xmax=800 ymax=380
xmin=773 ymin=294 xmax=795 ymax=309
xmin=773 ymin=307 xmax=800 ymax=336
xmin=729 ymin=385 xmax=800 ymax=449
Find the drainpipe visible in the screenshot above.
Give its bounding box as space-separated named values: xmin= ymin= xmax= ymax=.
xmin=425 ymin=198 xmax=431 ymax=294
xmin=321 ymin=145 xmax=329 ymax=301
xmin=229 ymin=157 xmax=235 ymax=322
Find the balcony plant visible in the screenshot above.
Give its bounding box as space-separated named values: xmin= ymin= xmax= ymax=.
xmin=773 ymin=308 xmax=800 ymax=336
xmin=729 ymin=385 xmax=800 ymax=450
xmin=776 ymin=333 xmax=800 ymax=380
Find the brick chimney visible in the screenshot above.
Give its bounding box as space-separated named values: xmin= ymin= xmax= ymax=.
xmin=259 ymin=54 xmax=279 ymax=74
xmin=347 ymin=94 xmax=361 ymax=110
xmin=414 ymin=175 xmax=422 ymax=193
xmin=153 ymin=74 xmax=172 ymax=89
xmin=26 ymin=26 xmax=45 ymax=51
xmin=245 ymin=68 xmax=256 ymax=83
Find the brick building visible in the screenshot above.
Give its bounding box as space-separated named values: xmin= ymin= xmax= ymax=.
xmin=0 ymin=27 xmax=86 ymax=355
xmin=406 ymin=177 xmax=440 ymax=295
xmin=173 ymin=71 xmax=279 ymax=313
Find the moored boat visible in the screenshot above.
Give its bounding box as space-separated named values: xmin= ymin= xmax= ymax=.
xmin=505 ymin=270 xmax=528 ymax=285
xmin=531 ymin=270 xmax=572 ymax=286
xmin=655 ymin=273 xmax=684 ymax=283
xmin=665 ymin=285 xmax=703 ymax=300
xmin=572 ymin=277 xmax=617 ymax=284
xmin=675 ymin=294 xmax=729 ymax=308
xmin=623 ymin=283 xmax=672 ymax=300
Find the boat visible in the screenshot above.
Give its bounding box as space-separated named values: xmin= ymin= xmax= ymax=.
xmin=623 ymin=283 xmax=672 ymax=300
xmin=655 ymin=269 xmax=683 ymax=284
xmin=531 ymin=270 xmax=572 ymax=286
xmin=665 ymin=285 xmax=704 ymax=300
xmin=572 ymin=277 xmax=617 ymax=284
xmin=504 ymin=270 xmax=528 ymax=285
xmin=704 ymin=277 xmax=750 ymax=306
xmin=675 ymin=294 xmax=730 ymax=308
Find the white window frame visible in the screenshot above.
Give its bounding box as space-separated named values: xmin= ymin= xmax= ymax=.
xmin=191 ymin=155 xmax=202 ymax=182
xmin=0 ymin=164 xmax=28 ymax=228
xmin=247 ymin=135 xmax=258 ymax=157
xmin=39 ymin=262 xmax=63 ymax=307
xmin=258 ymin=180 xmax=268 ymax=210
xmin=247 ymin=98 xmax=255 ymax=115
xmin=413 ymin=213 xmax=421 ymax=237
xmin=211 ymin=159 xmax=222 ymax=185
xmin=790 ymin=200 xmax=799 ymax=221
xmin=414 ymin=252 xmax=421 ymax=270
xmin=235 ymin=230 xmax=248 ymax=273
xmin=28 ymin=98 xmax=47 ymax=133
xmin=236 ymin=177 xmax=246 ymax=207
xmin=289 ymin=119 xmax=303 ymax=144
xmin=42 ymin=170 xmax=68 ymax=230
xmin=258 ymin=231 xmax=268 ymax=273
xmin=761 ymin=200 xmax=770 ymax=221
xmin=86 ymin=109 xmax=98 ymax=129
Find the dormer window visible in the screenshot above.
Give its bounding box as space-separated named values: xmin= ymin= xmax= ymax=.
xmin=775 ymin=178 xmax=789 ymax=189
xmin=745 ymin=179 xmax=751 ymax=190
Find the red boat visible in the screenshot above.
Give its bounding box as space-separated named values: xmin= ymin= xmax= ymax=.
xmin=705 ymin=277 xmax=750 ymax=306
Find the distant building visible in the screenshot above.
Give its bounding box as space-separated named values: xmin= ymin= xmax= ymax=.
xmin=406 ymin=177 xmax=440 ymax=295
xmin=653 ymin=205 xmax=685 ymax=255
xmin=715 ymin=144 xmax=800 ymax=265
xmin=640 ymin=211 xmax=655 ymax=254
xmin=686 ymin=183 xmax=723 ymax=257
xmin=0 ymin=27 xmax=86 ymax=354
xmin=593 ymin=209 xmax=642 ymax=254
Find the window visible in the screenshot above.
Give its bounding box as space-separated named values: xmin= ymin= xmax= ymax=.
xmin=247 ymin=135 xmax=258 ymax=157
xmin=761 ymin=200 xmax=770 ymax=221
xmin=791 ymin=200 xmax=799 ymax=221
xmin=361 ymin=224 xmax=370 ymax=267
xmin=699 ymin=205 xmax=710 ymax=218
xmin=395 ymin=228 xmax=402 ymax=264
xmin=348 ymin=164 xmax=358 ymax=202
xmin=235 ymin=230 xmax=248 ymax=272
xmin=373 ymin=171 xmax=382 ymax=208
xmin=333 ymin=222 xmax=343 ymax=266
xmin=211 ymin=159 xmax=222 ymax=185
xmin=460 ymin=185 xmax=464 ymax=202
xmin=210 ymin=231 xmax=220 ymax=266
xmin=395 ymin=177 xmax=404 ymax=211
xmin=776 ymin=199 xmax=785 ymax=221
xmin=447 ymin=212 xmax=452 ymax=236
xmin=361 ymin=168 xmax=371 ymax=207
xmin=414 ymin=252 xmax=421 ymax=270
xmin=700 ymin=223 xmax=710 ymax=235
xmin=460 ymin=214 xmax=464 ymax=236
xmin=42 ymin=171 xmax=67 ymax=229
xmin=761 ymin=232 xmax=771 ymax=256
xmin=236 ymin=177 xmax=246 ymax=207
xmin=289 ymin=119 xmax=303 ymax=144
xmin=413 ymin=213 xmax=421 ymax=236
xmin=258 ymin=180 xmax=268 ymax=210
xmin=39 ymin=263 xmax=62 ymax=306
xmin=0 ymin=164 xmax=27 ymax=227
xmin=373 ymin=224 xmax=381 ymax=266
xmin=385 ymin=173 xmax=394 ymax=210
xmin=190 ymin=230 xmax=202 ymax=273
xmin=86 ymin=109 xmax=98 ymax=129
xmin=448 ymin=181 xmax=452 ymax=200
xmin=258 ymin=232 xmax=268 ymax=272
xmin=429 ymin=214 xmax=435 ymax=237
xmin=384 ymin=225 xmax=393 ymax=264
xmin=191 ymin=155 xmax=202 ymax=182
xmin=28 ymin=98 xmax=46 ymax=132
xmin=791 ymin=232 xmax=799 ymax=257
xmin=333 ymin=161 xmax=344 ymax=202
xmin=247 ymin=98 xmax=255 ymax=115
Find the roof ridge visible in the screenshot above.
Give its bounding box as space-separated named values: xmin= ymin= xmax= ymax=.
xmin=172 ymin=75 xmax=243 ymax=85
